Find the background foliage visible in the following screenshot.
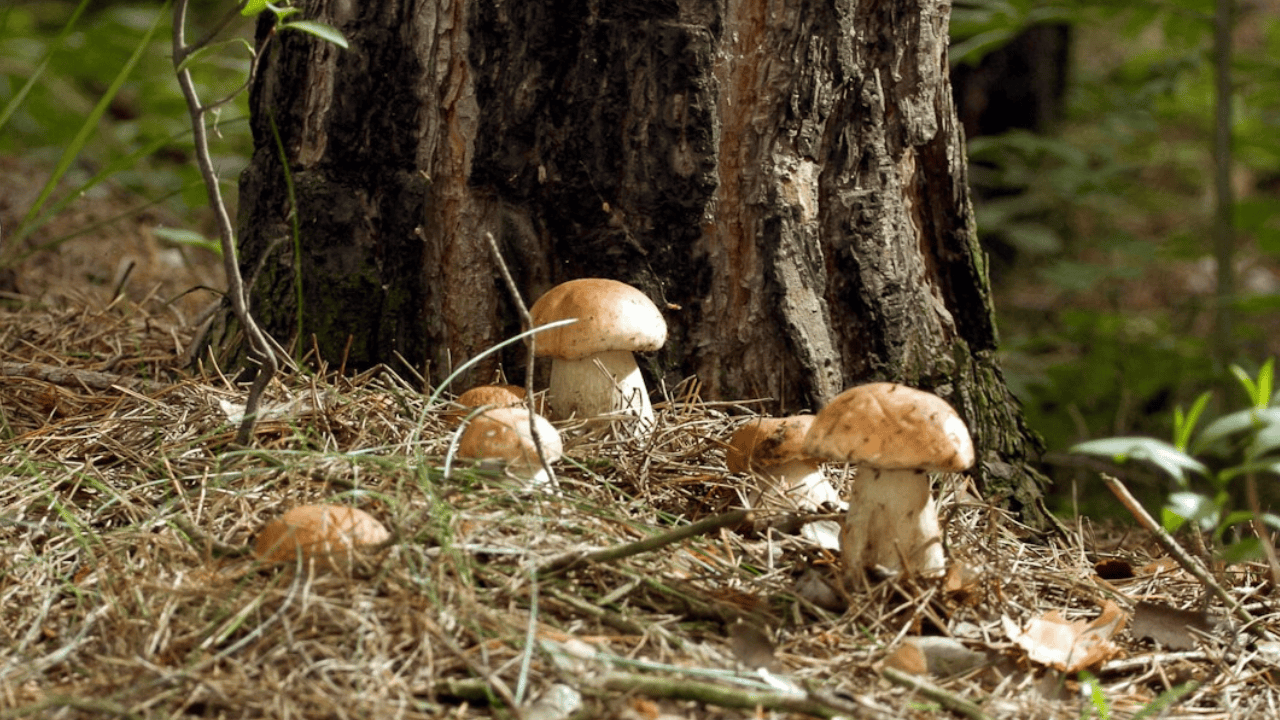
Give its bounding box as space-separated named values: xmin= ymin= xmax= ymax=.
xmin=5 ymin=0 xmax=1280 ymax=518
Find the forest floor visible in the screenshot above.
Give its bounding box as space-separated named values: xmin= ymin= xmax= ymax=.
xmin=2 ymin=174 xmax=1278 ymax=719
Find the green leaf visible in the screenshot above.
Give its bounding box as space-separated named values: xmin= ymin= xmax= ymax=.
xmin=1193 ymin=407 xmax=1280 ymax=455
xmin=1216 ymin=459 xmax=1280 ymax=482
xmin=1173 ymin=391 xmax=1212 ymax=452
xmin=241 ymin=0 xmax=270 ymax=16
xmin=153 ymin=227 xmax=222 ymax=255
xmin=280 ymin=20 xmax=349 ymax=49
xmin=1219 ymin=536 xmax=1264 ymax=564
xmin=1165 ymin=491 xmax=1219 ymax=531
xmin=1071 ymin=437 xmax=1209 ymax=484
xmin=1079 ymin=670 xmax=1110 ymax=720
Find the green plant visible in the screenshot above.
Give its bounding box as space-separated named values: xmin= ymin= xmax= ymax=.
xmin=0 ymin=1 xmax=254 ymax=264
xmin=1072 ymin=359 xmax=1280 ymax=562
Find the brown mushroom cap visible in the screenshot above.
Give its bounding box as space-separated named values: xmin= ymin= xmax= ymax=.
xmin=529 ymin=278 xmax=667 ymax=360
xmin=802 ymin=382 xmax=974 ymax=472
xmin=457 ymin=407 xmax=563 ymax=469
xmin=253 ymin=504 xmax=390 ymax=569
xmin=726 ymin=415 xmax=818 ymax=473
xmin=456 ymin=384 xmax=526 ymax=408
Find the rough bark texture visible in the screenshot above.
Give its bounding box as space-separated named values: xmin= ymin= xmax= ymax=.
xmin=221 ymin=0 xmax=1048 ymax=518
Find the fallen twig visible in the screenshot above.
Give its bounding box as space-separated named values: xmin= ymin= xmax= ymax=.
xmin=538 ymin=509 xmax=751 ymax=575
xmin=880 ymin=667 xmax=993 ymax=720
xmin=0 ymin=360 xmax=171 ymax=393
xmin=1101 ymin=473 xmax=1254 ymax=628
xmin=597 ymin=670 xmax=872 ymax=719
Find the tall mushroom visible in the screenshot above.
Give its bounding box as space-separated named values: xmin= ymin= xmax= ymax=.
xmin=803 ymin=382 xmax=974 ymax=580
xmin=457 ymin=407 xmax=563 ymax=489
xmin=528 ymin=278 xmax=667 ymax=431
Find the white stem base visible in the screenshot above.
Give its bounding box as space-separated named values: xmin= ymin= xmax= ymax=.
xmin=749 ymin=460 xmax=845 ymax=512
xmin=840 ymin=468 xmax=945 ymax=579
xmin=548 ymin=350 xmax=654 ymax=431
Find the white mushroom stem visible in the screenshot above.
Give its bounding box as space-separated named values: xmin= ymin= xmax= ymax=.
xmin=749 ymin=460 xmax=844 ymax=512
xmin=508 ymin=458 xmax=556 ymax=489
xmin=547 ymin=349 xmax=654 ymax=429
xmin=840 ymin=467 xmax=945 ymax=578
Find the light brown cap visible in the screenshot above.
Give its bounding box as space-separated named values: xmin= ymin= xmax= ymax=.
xmin=253 ymin=504 xmax=390 ymax=569
xmin=457 ymin=407 xmax=563 ymax=469
xmin=802 ymin=382 xmax=974 ymax=472
xmin=726 ymin=415 xmax=818 ymax=473
xmin=447 ymin=384 xmax=528 ymax=424
xmin=457 ymin=384 xmax=526 ymax=408
xmin=529 ymin=278 xmax=667 ymax=360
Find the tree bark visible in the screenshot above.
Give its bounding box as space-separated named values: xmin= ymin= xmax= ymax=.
xmin=217 ymin=0 xmax=1048 ymax=519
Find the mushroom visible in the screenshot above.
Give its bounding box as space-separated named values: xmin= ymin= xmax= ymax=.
xmin=803 ymin=382 xmax=973 ymax=580
xmin=253 ymin=504 xmax=391 ymax=572
xmin=457 ymin=406 xmax=563 ymax=488
xmin=528 ymin=278 xmax=667 ymax=431
xmin=726 ymin=415 xmax=846 ymax=549
xmin=726 ymin=415 xmax=843 ymax=511
xmin=446 ymin=384 xmax=528 ymax=425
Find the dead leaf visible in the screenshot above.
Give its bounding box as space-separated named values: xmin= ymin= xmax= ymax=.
xmin=1132 ymin=601 xmax=1216 ymax=650
xmin=1003 ymin=600 xmax=1128 ymax=672
xmin=884 ymin=636 xmax=990 ymax=677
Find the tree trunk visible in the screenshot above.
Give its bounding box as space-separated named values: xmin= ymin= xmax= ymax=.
xmin=217 ymin=0 xmax=1049 ymax=520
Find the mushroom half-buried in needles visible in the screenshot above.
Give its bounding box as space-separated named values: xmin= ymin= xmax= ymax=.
xmin=803 ymin=382 xmax=974 ymax=580
xmin=726 ymin=415 xmax=845 ymax=549
xmin=528 ymin=278 xmax=667 ymax=432
xmin=253 ymin=504 xmax=391 ymax=573
xmin=457 ymin=407 xmax=563 ymax=489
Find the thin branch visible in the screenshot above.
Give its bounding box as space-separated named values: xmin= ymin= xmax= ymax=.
xmin=880 ymin=667 xmax=994 ymax=720
xmin=0 ymin=360 xmax=170 ymax=394
xmin=483 ymin=231 xmax=556 ymax=485
xmin=1100 ymin=474 xmax=1254 ymax=627
xmin=597 ymin=671 xmax=877 ymax=720
xmin=538 ymin=509 xmax=751 ymax=576
xmin=172 ymin=0 xmax=278 ymax=446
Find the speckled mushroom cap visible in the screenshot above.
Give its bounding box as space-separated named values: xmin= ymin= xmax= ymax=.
xmin=457 ymin=407 xmax=563 ymax=467
xmin=529 ymin=278 xmax=667 ymax=360
xmin=253 ymin=504 xmax=390 ymax=567
xmin=726 ymin=415 xmax=818 ymax=473
xmin=456 ymin=384 xmax=526 ymax=408
xmin=802 ymin=382 xmax=974 ymax=472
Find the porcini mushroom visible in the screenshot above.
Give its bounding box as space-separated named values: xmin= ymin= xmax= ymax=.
xmin=253 ymin=504 xmax=391 ymax=572
xmin=726 ymin=415 xmax=843 ymax=511
xmin=446 ymin=384 xmax=528 ymax=425
xmin=528 ymin=278 xmax=667 ymax=430
xmin=803 ymin=382 xmax=973 ymax=579
xmin=726 ymin=415 xmax=845 ymax=549
xmin=457 ymin=407 xmax=563 ymax=488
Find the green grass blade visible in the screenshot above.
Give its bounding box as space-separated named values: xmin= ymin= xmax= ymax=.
xmin=13 ymin=2 xmax=171 ymax=242
xmin=0 ymin=0 xmax=94 ymax=135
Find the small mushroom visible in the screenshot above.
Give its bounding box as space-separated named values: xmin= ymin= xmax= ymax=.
xmin=528 ymin=278 xmax=667 ymax=431
xmin=726 ymin=415 xmax=843 ymax=511
xmin=253 ymin=504 xmax=390 ymax=572
xmin=803 ymin=382 xmax=973 ymax=580
xmin=446 ymin=384 xmax=528 ymax=425
xmin=457 ymin=407 xmax=563 ymax=488
xmin=727 ymin=415 xmax=845 ymax=549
